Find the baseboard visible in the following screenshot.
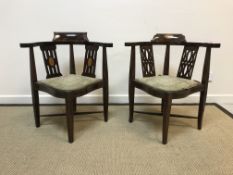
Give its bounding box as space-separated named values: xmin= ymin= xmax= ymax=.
xmin=0 ymin=94 xmax=233 ymax=104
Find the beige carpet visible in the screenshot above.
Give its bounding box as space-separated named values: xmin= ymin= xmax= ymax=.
xmin=0 ymin=105 xmax=232 ymax=175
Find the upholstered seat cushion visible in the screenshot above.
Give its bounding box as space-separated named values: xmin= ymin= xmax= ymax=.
xmin=37 ymin=74 xmax=102 ymax=92
xmin=135 ymin=75 xmax=200 ymax=92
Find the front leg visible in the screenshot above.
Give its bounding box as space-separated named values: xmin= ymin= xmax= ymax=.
xmin=66 ymin=97 xmax=74 ymax=143
xmin=162 ymin=96 xmax=172 ymax=144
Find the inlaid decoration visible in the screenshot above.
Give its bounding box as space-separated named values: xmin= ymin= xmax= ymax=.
xmin=48 ymin=57 xmax=55 ymax=66
xmin=40 ymin=44 xmax=62 ymax=78
xmin=87 ymin=58 xmax=93 ymax=67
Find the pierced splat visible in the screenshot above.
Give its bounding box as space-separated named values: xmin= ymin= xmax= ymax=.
xmin=40 ymin=44 xmax=62 ymax=79
xmin=140 ymin=45 xmax=156 ymax=77
xmin=177 ymin=46 xmax=199 ymax=79
xmin=53 ymin=32 xmax=89 ymax=42
xmin=82 ymin=45 xmax=99 ymax=78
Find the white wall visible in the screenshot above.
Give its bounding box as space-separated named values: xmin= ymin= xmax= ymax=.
xmin=0 ymin=0 xmax=233 ymax=104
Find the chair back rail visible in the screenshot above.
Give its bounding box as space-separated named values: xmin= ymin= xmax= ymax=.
xmin=140 ymin=45 xmax=156 ymax=77
xmin=53 ymin=32 xmax=87 ymax=75
xmin=20 ymin=41 xmax=113 ymax=84
xmin=40 ymin=44 xmax=62 ymax=78
xmin=82 ymin=45 xmax=99 ymax=78
xmin=20 ymin=41 xmax=113 ymax=48
xmin=125 ymin=41 xmax=220 ymax=48
xmin=177 ymin=45 xmax=199 ymax=79
xmin=53 ymin=32 xmax=89 ymax=42
xmin=126 ymin=41 xmax=220 ymax=89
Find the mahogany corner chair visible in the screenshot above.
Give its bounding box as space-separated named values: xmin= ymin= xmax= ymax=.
xmin=125 ymin=34 xmax=220 ymax=144
xmin=20 ymin=32 xmax=113 ymax=143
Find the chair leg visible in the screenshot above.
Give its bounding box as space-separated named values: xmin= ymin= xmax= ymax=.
xmin=103 ymin=85 xmax=108 ymax=122
xmin=66 ymin=97 xmax=74 ymax=143
xmin=129 ymin=84 xmax=135 ymax=123
xmin=161 ymin=99 xmax=164 ymax=114
xmin=32 ymin=89 xmax=40 ymax=127
xmin=162 ymin=96 xmax=172 ymax=144
xmin=198 ymin=90 xmax=207 ymax=130
xmin=73 ymin=98 xmax=77 ymax=113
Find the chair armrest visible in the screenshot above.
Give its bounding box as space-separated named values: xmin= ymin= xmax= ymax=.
xmin=125 ymin=41 xmax=220 ymax=48
xmin=20 ymin=41 xmax=113 ymax=48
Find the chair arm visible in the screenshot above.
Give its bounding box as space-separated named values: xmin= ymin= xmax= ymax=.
xmin=125 ymin=41 xmax=220 ymax=48
xmin=20 ymin=41 xmax=113 ymax=48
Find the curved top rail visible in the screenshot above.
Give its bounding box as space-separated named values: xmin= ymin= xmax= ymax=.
xmin=20 ymin=41 xmax=113 ymax=48
xmin=125 ymin=41 xmax=220 ymax=48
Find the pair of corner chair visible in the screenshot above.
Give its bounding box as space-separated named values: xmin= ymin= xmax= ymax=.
xmin=20 ymin=33 xmax=220 ymax=144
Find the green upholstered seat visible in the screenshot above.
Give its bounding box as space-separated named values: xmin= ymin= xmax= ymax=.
xmin=37 ymin=74 xmax=102 ymax=92
xmin=135 ymin=75 xmax=200 ymax=92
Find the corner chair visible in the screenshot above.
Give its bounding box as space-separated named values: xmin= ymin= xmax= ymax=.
xmin=125 ymin=33 xmax=220 ymax=144
xmin=20 ymin=32 xmax=113 ymax=143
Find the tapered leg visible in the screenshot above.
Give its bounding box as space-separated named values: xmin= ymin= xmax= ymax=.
xmin=66 ymin=97 xmax=74 ymax=143
xmin=73 ymin=98 xmax=77 ymax=113
xmin=103 ymin=85 xmax=108 ymax=122
xmin=161 ymin=99 xmax=164 ymax=114
xmin=162 ymin=96 xmax=172 ymax=144
xmin=32 ymin=89 xmax=40 ymax=127
xmin=129 ymin=84 xmax=135 ymax=123
xmin=102 ymin=47 xmax=109 ymax=122
xmin=198 ymin=90 xmax=207 ymax=130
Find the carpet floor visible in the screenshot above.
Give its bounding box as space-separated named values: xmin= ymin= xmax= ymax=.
xmin=0 ymin=105 xmax=232 ymax=175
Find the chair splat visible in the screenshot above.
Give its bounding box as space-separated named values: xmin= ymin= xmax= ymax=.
xmin=40 ymin=44 xmax=62 ymax=79
xmin=140 ymin=45 xmax=156 ymax=77
xmin=82 ymin=45 xmax=99 ymax=78
xmin=177 ymin=45 xmax=199 ymax=79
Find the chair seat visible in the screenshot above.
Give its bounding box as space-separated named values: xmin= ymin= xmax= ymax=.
xmin=37 ymin=74 xmax=102 ymax=92
xmin=135 ymin=75 xmax=201 ymax=92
